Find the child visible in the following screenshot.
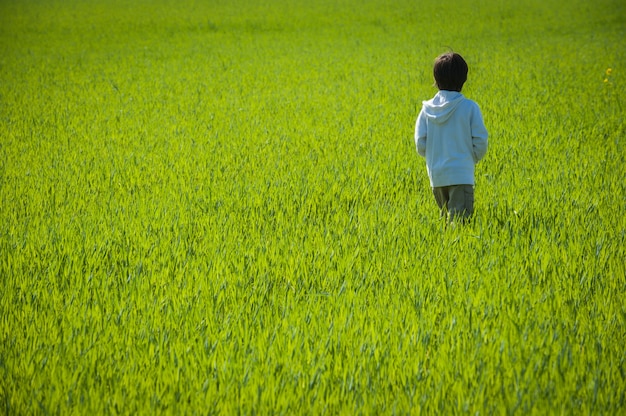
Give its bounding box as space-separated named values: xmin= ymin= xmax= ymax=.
xmin=415 ymin=52 xmax=488 ymax=222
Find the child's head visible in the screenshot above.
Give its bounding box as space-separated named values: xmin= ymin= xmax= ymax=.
xmin=433 ymin=52 xmax=468 ymax=92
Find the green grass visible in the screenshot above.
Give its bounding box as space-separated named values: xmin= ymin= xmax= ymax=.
xmin=1 ymin=0 xmax=625 ymax=413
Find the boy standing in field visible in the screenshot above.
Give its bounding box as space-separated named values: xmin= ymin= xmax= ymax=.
xmin=415 ymin=52 xmax=488 ymax=223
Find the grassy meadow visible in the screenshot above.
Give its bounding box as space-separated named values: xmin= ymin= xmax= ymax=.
xmin=1 ymin=0 xmax=625 ymax=413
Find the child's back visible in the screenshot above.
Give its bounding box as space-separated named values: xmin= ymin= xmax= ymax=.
xmin=414 ymin=52 xmax=488 ymax=222
xmin=416 ymin=90 xmax=487 ymax=187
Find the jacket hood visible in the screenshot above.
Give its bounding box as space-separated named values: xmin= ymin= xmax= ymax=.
xmin=421 ymin=90 xmax=465 ymax=124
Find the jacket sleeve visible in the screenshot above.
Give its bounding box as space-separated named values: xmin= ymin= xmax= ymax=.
xmin=471 ymin=104 xmax=488 ymax=163
xmin=415 ymin=111 xmax=427 ymax=158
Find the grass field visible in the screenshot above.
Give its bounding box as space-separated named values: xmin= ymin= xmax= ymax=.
xmin=1 ymin=0 xmax=625 ymax=413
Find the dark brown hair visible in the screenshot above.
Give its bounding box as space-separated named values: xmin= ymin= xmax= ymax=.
xmin=433 ymin=52 xmax=468 ymax=92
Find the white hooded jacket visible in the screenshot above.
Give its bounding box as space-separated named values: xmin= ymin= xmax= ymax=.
xmin=415 ymin=90 xmax=488 ymax=187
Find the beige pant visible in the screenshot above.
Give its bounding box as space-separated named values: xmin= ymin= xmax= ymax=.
xmin=432 ymin=185 xmax=474 ymax=222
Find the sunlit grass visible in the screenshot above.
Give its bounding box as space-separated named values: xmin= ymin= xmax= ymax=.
xmin=1 ymin=0 xmax=625 ymax=413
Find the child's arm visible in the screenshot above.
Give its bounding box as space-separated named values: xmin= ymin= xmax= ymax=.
xmin=415 ymin=111 xmax=427 ymax=157
xmin=471 ymin=105 xmax=488 ymax=163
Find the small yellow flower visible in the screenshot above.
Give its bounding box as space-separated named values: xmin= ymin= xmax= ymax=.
xmin=604 ymin=78 xmax=609 ymax=83
xmin=606 ymin=68 xmax=612 ymax=76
